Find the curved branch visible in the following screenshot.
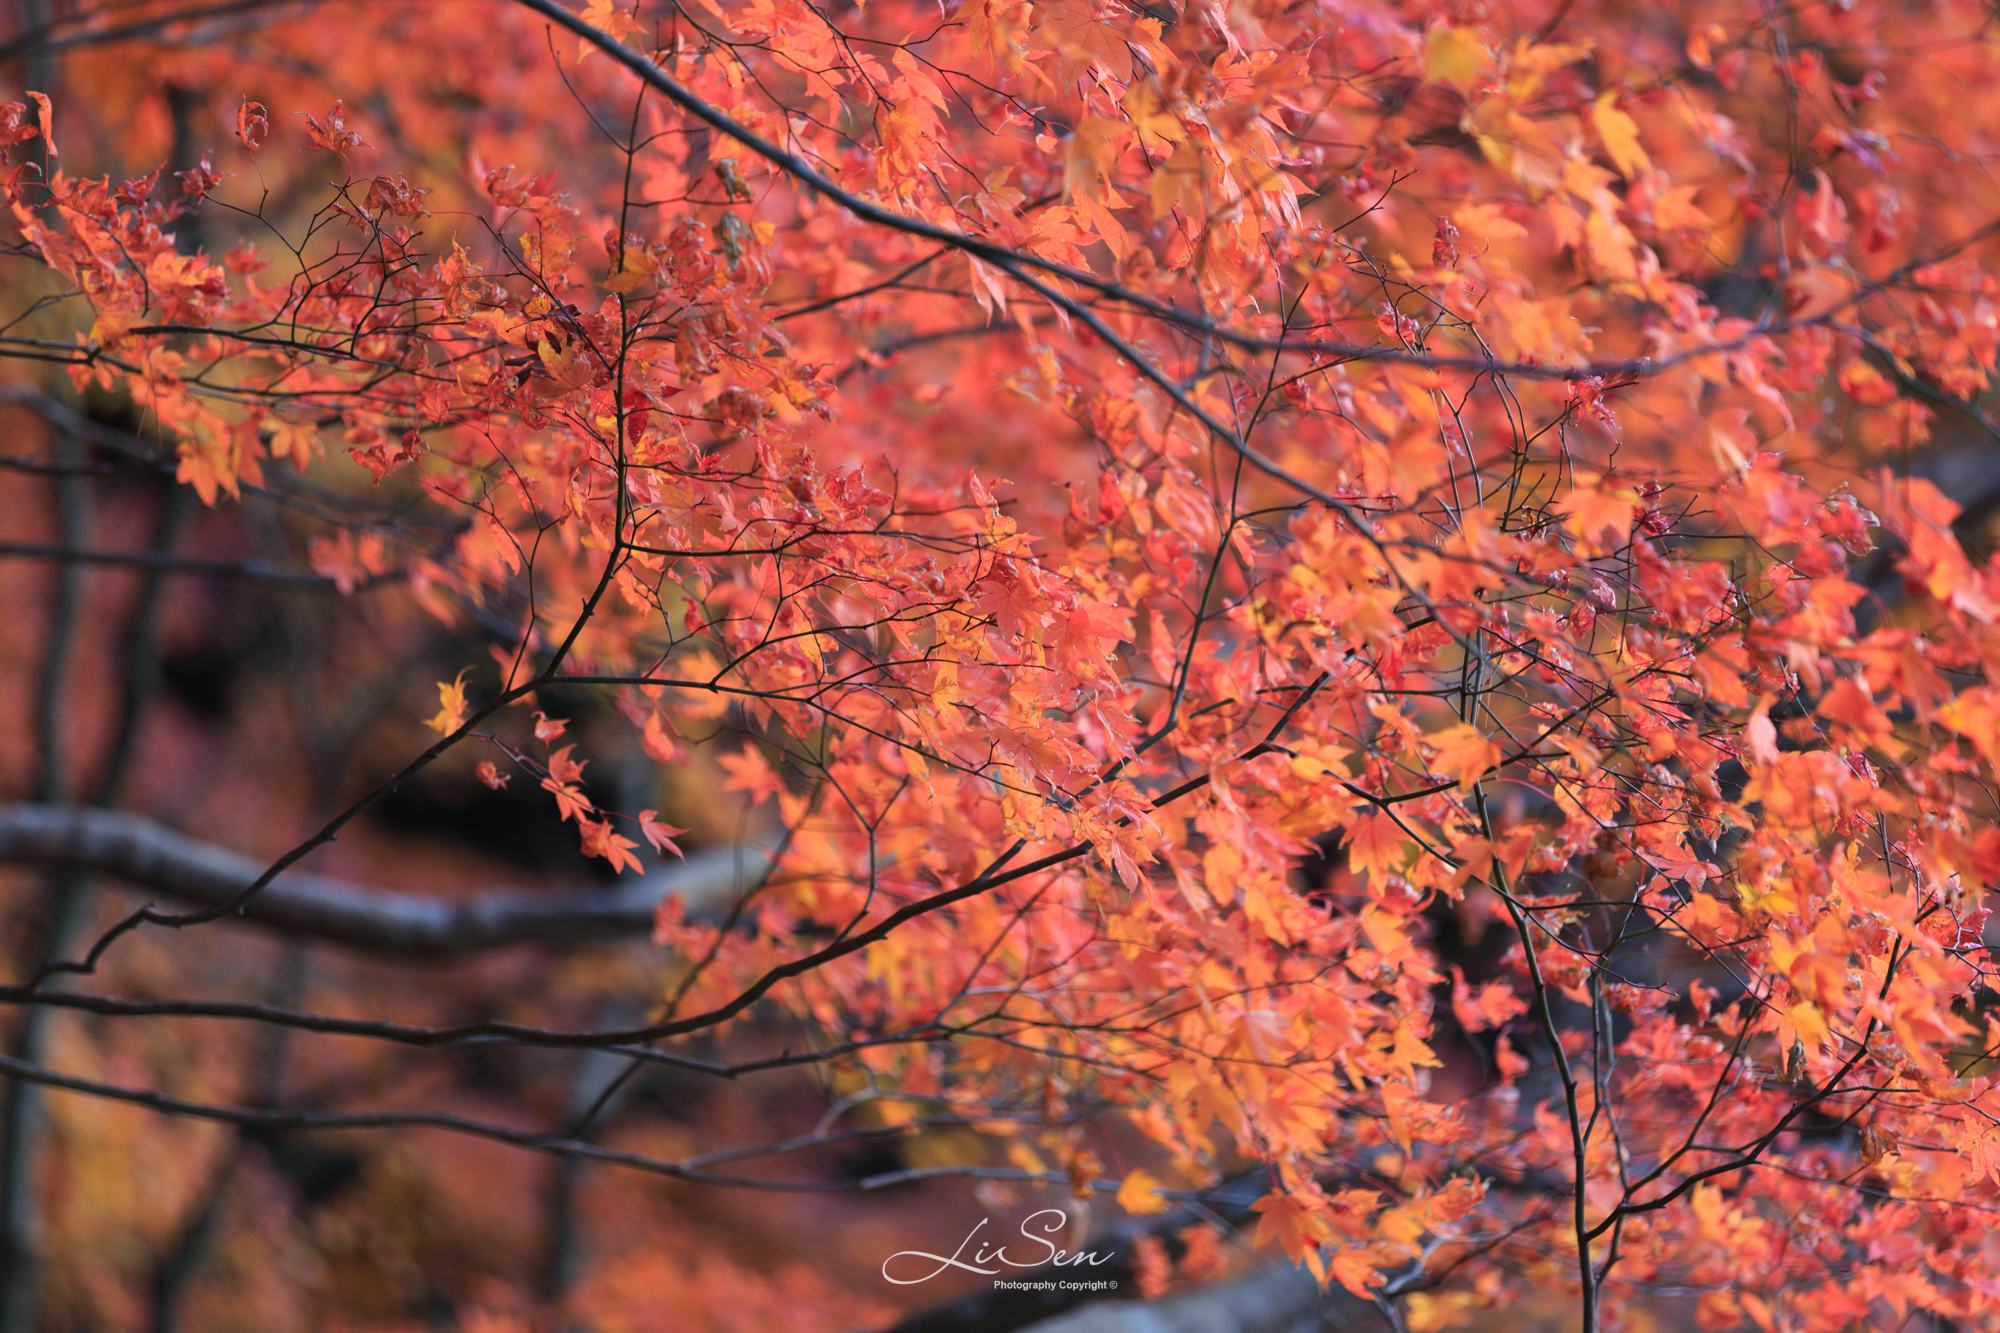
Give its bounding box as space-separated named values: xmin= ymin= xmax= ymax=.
xmin=0 ymin=804 xmax=768 ymax=954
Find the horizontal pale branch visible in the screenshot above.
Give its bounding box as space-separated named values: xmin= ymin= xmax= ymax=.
xmin=0 ymin=804 xmax=768 ymax=954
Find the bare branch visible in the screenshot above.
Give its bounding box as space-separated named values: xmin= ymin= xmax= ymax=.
xmin=0 ymin=804 xmax=768 ymax=954
xmin=0 ymin=542 xmax=361 ymax=589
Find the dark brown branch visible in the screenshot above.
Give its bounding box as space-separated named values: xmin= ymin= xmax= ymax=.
xmin=0 ymin=1048 xmax=1131 ymax=1194
xmin=0 ymin=804 xmax=768 ymax=954
xmin=0 ymin=542 xmax=363 ymax=589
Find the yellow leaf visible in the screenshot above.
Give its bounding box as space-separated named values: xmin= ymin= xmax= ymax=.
xmin=1590 ymin=92 xmax=1650 ymax=178
xmin=424 ymin=668 xmax=471 ymax=735
xmin=602 ymin=260 xmax=654 ymax=294
xmin=1006 ymin=1140 xmax=1047 ymax=1175
xmin=1423 ymin=26 xmax=1490 ymax=92
xmin=89 ymin=307 xmax=142 ymax=350
xmin=1116 ymin=1168 xmax=1170 ymax=1215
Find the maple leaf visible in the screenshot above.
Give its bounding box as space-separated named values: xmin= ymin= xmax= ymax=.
xmin=364 ymin=173 xmax=431 ymax=218
xmin=1450 ymin=966 xmax=1527 ymax=1032
xmin=1329 ymin=1248 xmax=1387 ymax=1300
xmin=475 ymin=760 xmax=510 ymax=790
xmin=1344 ymin=813 xmax=1408 ymax=881
xmin=541 ymin=777 xmax=594 ymax=823
xmin=577 ymin=0 xmax=644 ymax=59
xmin=347 ymin=426 xmax=424 ymax=484
xmin=236 ymin=100 xmax=269 ymax=151
xmin=1590 ymin=93 xmax=1649 ymax=178
xmin=1427 ymin=723 xmax=1501 ymax=792
xmin=1838 ymin=358 xmax=1898 ymax=407
xmin=1554 ymin=474 xmax=1638 ymax=551
xmin=423 ymin=669 xmax=471 ymax=734
xmin=266 ymin=418 xmax=320 ymax=469
xmin=546 ymin=745 xmax=588 ymax=787
xmin=1057 ymin=599 xmax=1131 ymax=682
xmin=177 ymin=155 xmax=221 ymax=200
xmin=639 ymin=712 xmax=678 ymax=763
xmin=638 ymin=810 xmax=687 ymax=859
xmin=1228 ymin=1008 xmax=1292 ymax=1062
xmin=1151 ymin=469 xmax=1219 ymax=548
xmin=578 ymin=817 xmax=642 ymax=875
xmin=1115 ymin=1169 xmax=1169 ymax=1216
xmin=302 ymin=100 xmax=366 ymax=153
xmin=1251 ymin=1186 xmax=1333 ymax=1281
xmin=0 ymin=102 xmax=39 ymax=150
xmin=307 ymin=531 xmax=388 ymax=594
xmin=720 ymin=745 xmax=785 ymax=805
xmin=26 ymin=92 xmax=55 ymax=157
xmin=533 ymin=712 xmax=568 ymax=743
xmin=1422 ymin=26 xmax=1489 ymax=91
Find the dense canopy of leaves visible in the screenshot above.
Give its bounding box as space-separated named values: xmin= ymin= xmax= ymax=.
xmin=7 ymin=0 xmax=2000 ymax=1329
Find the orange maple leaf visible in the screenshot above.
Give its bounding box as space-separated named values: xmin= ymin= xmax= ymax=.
xmin=579 ymin=817 xmax=642 ymax=875
xmin=638 ymin=810 xmax=687 ymax=860
xmin=1427 ymin=723 xmax=1501 ymax=792
xmin=1344 ymin=813 xmax=1408 ymax=880
xmin=1251 ymin=1186 xmax=1333 ymax=1281
xmin=720 ymin=745 xmax=786 ymax=805
xmin=546 ymin=745 xmax=588 ymax=787
xmin=26 ymin=92 xmax=55 ymax=158
xmin=1555 ymin=474 xmax=1638 ymax=551
xmin=1058 ymin=599 xmax=1131 ymax=681
xmin=578 ymin=0 xmax=644 ymax=58
xmin=541 ymin=777 xmax=594 ymax=824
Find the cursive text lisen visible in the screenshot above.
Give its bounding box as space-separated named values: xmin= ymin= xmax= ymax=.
xmin=881 ymin=1210 xmax=1115 ymax=1285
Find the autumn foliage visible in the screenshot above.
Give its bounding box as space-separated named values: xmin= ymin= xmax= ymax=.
xmin=6 ymin=0 xmax=2000 ymax=1329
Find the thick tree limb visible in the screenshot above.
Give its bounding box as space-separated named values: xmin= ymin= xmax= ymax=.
xmin=0 ymin=804 xmax=768 ymax=954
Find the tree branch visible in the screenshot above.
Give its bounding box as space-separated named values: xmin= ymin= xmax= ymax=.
xmin=0 ymin=542 xmax=362 ymax=589
xmin=0 ymin=804 xmax=768 ymax=954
